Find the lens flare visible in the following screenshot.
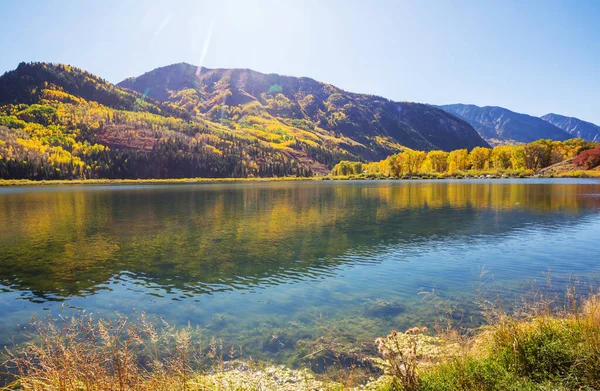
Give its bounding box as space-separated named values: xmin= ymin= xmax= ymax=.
xmin=196 ymin=20 xmax=215 ymax=78
xmin=153 ymin=14 xmax=171 ymax=39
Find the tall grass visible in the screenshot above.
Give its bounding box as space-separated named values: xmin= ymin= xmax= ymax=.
xmin=374 ymin=283 xmax=600 ymax=391
xmin=3 ymin=311 xmax=222 ymax=391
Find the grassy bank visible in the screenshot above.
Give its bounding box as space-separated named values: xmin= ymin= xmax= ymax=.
xmin=0 ymin=177 xmax=318 ymax=187
xmin=371 ymin=292 xmax=600 ymax=391
xmin=328 ymin=168 xmax=600 ymax=180
xmin=1 ymin=169 xmax=599 ymax=187
xmin=552 ymin=170 xmax=600 ymax=178
xmin=3 ymin=292 xmax=599 ymax=391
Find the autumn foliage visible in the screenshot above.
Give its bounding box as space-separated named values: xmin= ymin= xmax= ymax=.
xmin=1 ymin=62 xmax=599 ymax=181
xmin=574 ymin=144 xmax=600 ymax=170
xmin=332 ymin=138 xmax=599 ymax=177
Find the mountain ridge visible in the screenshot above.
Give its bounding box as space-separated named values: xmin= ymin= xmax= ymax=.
xmin=541 ymin=113 xmax=600 ymax=142
xmin=437 ymin=103 xmax=574 ymax=145
xmin=118 ymin=62 xmax=489 ymax=156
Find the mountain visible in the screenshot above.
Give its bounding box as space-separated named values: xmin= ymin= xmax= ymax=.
xmin=0 ymin=62 xmax=320 ymax=179
xmin=438 ymin=104 xmax=572 ymax=145
xmin=0 ymin=61 xmax=189 ymax=119
xmin=541 ymin=113 xmax=600 ymax=142
xmin=0 ymin=61 xmax=487 ymax=180
xmin=118 ymin=63 xmax=488 ymax=156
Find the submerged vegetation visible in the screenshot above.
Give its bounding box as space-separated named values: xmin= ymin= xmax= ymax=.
xmin=2 ymin=311 xmax=343 ymax=391
xmin=3 ymin=289 xmax=600 ymax=391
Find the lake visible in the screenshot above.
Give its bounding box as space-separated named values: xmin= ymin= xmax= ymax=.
xmin=1 ymin=179 xmax=600 ymax=366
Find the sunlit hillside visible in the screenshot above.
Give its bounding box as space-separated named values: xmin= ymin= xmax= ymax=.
xmin=0 ymin=62 xmax=488 ymax=180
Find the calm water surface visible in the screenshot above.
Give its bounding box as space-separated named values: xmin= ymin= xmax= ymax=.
xmin=1 ymin=179 xmax=600 ymax=363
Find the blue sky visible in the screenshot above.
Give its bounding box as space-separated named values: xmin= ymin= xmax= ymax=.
xmin=1 ymin=0 xmax=599 ymax=123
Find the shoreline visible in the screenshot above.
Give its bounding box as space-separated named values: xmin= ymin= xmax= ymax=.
xmin=0 ymin=177 xmax=318 ymax=187
xmin=1 ymin=171 xmax=599 ymax=187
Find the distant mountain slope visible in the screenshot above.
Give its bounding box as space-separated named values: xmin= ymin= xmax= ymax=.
xmin=541 ymin=113 xmax=600 ymax=142
xmin=438 ymin=104 xmax=571 ymax=145
xmin=119 ymin=63 xmax=489 ymax=156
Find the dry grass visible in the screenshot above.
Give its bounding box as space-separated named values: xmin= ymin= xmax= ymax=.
xmin=3 ymin=311 xmax=219 ymax=391
xmin=555 ymin=170 xmax=600 ymax=178
xmin=0 ymin=311 xmax=346 ymax=391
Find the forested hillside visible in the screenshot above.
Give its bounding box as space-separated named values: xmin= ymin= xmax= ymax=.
xmin=119 ymin=63 xmax=488 ymax=156
xmin=0 ymin=62 xmax=492 ymax=180
xmin=0 ymin=63 xmax=322 ymax=179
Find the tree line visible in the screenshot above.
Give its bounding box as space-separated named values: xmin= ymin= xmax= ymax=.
xmin=331 ymin=139 xmax=598 ymax=177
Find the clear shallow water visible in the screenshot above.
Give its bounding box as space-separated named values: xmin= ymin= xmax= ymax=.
xmin=1 ymin=179 xmax=600 ymax=364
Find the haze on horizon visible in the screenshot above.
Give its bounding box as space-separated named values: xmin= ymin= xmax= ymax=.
xmin=1 ymin=0 xmax=599 ymax=124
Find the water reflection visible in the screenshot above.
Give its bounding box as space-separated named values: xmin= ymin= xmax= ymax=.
xmin=1 ymin=180 xmax=599 ymax=303
xmin=1 ymin=179 xmax=600 ymax=364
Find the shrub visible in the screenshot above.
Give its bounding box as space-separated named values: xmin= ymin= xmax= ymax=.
xmin=574 ymin=145 xmax=600 ymax=169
